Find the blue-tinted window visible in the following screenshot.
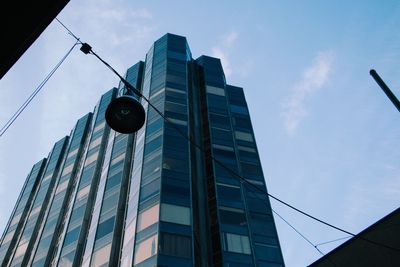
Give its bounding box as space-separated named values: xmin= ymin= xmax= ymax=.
xmin=232 ymin=117 xmax=252 ymax=129
xmin=217 ymin=184 xmax=242 ymax=203
xmin=106 ymin=172 xmax=123 ymax=190
xmin=163 ymin=157 xmax=188 ymax=173
xmin=140 ymin=179 xmax=161 ymax=202
xmin=246 ymin=198 xmax=268 ymax=214
xmin=165 ymin=102 xmax=187 ymax=114
xmin=160 ymin=233 xmax=191 ymax=258
xmin=147 ymin=118 xmax=163 ymax=136
xmin=254 ymin=243 xmax=282 ymax=263
xmin=166 ymin=81 xmax=186 ymax=91
xmin=241 ymin=162 xmax=263 ymax=180
xmin=70 ymin=205 xmax=86 ymax=223
xmin=227 ymin=86 xmax=245 ymax=103
xmin=161 ymin=178 xmax=190 ymax=205
xmin=207 ymin=95 xmax=228 ymax=114
xmin=211 ymin=128 xmax=234 ymax=147
xmin=250 ymin=213 xmax=276 ymax=237
xmin=32 ymin=258 xmax=46 ymax=267
xmin=163 ymin=169 xmax=190 ymax=182
xmin=166 ymin=74 xmax=186 ymax=85
xmin=238 ymin=150 xmax=259 ymax=163
xmin=165 ymin=92 xmax=186 ymax=105
xmin=144 ymin=135 xmax=162 ymax=156
xmin=167 ymin=60 xmax=186 ymax=73
xmin=230 ymin=105 xmax=248 ymax=114
xmin=96 ymin=216 xmax=115 ymax=240
xmin=163 ymin=148 xmax=188 ymax=161
xmin=213 ymin=148 xmax=236 ymax=162
xmin=209 ymin=114 xmax=231 ymax=130
xmin=214 ymin=164 xmax=240 ymax=184
xmin=219 ymin=207 xmax=247 ymax=227
xmin=64 ymin=226 xmax=80 ymax=246
xmin=80 ymin=165 xmax=95 ymax=186
xmin=142 ymin=155 xmax=162 ymax=181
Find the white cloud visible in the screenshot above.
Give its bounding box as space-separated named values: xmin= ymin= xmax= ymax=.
xmin=211 ymin=31 xmax=239 ymax=77
xmin=34 ymin=3 xmax=156 ymax=148
xmin=282 ymin=51 xmax=334 ymax=135
xmin=223 ymin=31 xmax=238 ymax=47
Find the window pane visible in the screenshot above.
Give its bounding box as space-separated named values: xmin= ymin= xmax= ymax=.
xmin=59 ymin=250 xmax=75 ymax=267
xmin=91 ymin=243 xmax=111 ymax=267
xmin=88 ymin=136 xmax=102 ymax=150
xmin=93 ymin=121 xmax=105 ymax=133
xmin=161 ymin=233 xmax=191 ymax=258
xmin=56 ymin=180 xmax=69 ymax=194
xmin=160 ymin=203 xmax=190 ymax=225
xmin=219 ymin=207 xmax=247 ymax=227
xmin=77 ymin=185 xmax=90 ymax=200
xmin=64 ymin=227 xmax=80 ymax=247
xmin=84 ymin=152 xmax=99 ymax=166
xmin=235 ymin=131 xmax=253 ymax=142
xmin=206 ymin=85 xmax=225 ymax=96
xmin=95 ymin=216 xmax=115 ymax=240
xmin=225 ymin=233 xmax=251 ymax=254
xmin=254 ymin=243 xmax=282 ymax=263
xmin=140 ymin=178 xmax=160 ymax=202
xmin=14 ymin=242 xmax=28 ymax=258
xmin=62 ymin=164 xmax=74 ymax=176
xmin=217 ymin=184 xmax=241 ymax=202
xmin=137 ymin=204 xmax=159 ymax=231
xmin=134 ymin=234 xmax=158 ymax=264
xmin=3 ymin=230 xmax=15 ymax=243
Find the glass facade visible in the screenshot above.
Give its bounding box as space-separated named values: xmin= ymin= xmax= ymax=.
xmin=0 ymin=33 xmax=284 ymax=267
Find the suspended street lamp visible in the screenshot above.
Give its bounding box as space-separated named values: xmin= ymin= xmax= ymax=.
xmin=80 ymin=43 xmax=146 ymax=134
xmin=105 ymin=90 xmax=145 ymax=134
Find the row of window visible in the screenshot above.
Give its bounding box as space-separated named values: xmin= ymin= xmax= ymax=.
xmin=120 ymin=52 xmax=153 ymax=267
xmin=58 ymin=90 xmax=115 ymax=265
xmin=11 ymin=138 xmax=68 ymax=266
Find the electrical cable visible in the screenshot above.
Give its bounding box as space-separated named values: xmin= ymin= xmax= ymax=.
xmin=89 ymin=46 xmax=400 ymax=253
xmin=55 ymin=18 xmax=82 ymax=44
xmin=245 ymin=171 xmax=343 ymax=266
xmin=314 ymin=236 xmax=352 ymax=248
xmin=84 ymin=45 xmax=400 ymax=253
xmin=241 ymin=179 xmax=342 ymax=266
xmin=272 ymin=208 xmax=324 ymax=256
xmin=55 ymin=20 xmax=400 ymax=254
xmin=0 ymin=41 xmax=80 ymax=137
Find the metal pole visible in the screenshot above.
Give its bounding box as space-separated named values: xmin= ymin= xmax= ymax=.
xmin=370 ymin=69 xmax=400 ymax=112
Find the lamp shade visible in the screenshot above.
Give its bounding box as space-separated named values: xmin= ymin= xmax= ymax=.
xmin=105 ymin=95 xmax=145 ymax=134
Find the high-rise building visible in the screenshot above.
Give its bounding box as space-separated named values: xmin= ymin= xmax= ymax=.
xmin=0 ymin=33 xmax=284 ymax=267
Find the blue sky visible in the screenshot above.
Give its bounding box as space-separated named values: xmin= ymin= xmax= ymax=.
xmin=1 ymin=1 xmax=399 ymax=266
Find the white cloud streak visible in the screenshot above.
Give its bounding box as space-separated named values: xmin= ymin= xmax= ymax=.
xmin=37 ymin=3 xmax=156 ymax=147
xmin=282 ymin=51 xmax=334 ymax=135
xmin=212 ymin=31 xmax=238 ymax=77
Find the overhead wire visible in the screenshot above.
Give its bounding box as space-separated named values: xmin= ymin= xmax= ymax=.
xmin=55 ymin=18 xmax=82 ymax=44
xmin=0 ymin=40 xmax=80 ymax=137
xmin=56 ymin=19 xmax=400 ymax=254
xmin=272 ymin=208 xmax=324 ymax=256
xmin=89 ymin=46 xmax=400 ymax=253
xmin=315 ymin=236 xmax=352 ymax=248
xmin=244 ymin=178 xmax=340 ymax=264
xmin=244 ymin=176 xmax=342 ymax=266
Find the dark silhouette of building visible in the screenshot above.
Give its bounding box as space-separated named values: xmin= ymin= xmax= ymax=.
xmin=0 ymin=33 xmax=285 ymax=267
xmin=0 ymin=0 xmax=70 ymax=79
xmin=310 ymin=208 xmax=400 ymax=267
